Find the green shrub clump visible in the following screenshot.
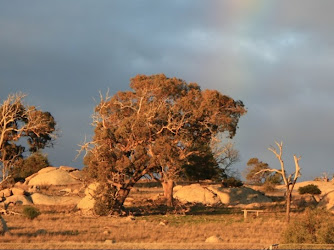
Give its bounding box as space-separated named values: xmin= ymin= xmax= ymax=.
xmin=282 ymin=208 xmax=334 ymax=244
xmin=298 ymin=184 xmax=321 ymax=195
xmin=23 ymin=206 xmax=41 ymax=220
xmin=93 ymin=183 xmax=118 ymax=216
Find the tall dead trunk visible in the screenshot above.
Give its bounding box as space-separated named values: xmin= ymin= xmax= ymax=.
xmin=162 ymin=179 xmax=174 ymax=207
xmin=285 ymin=188 xmax=292 ymax=223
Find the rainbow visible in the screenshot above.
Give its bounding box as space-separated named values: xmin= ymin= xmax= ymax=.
xmin=204 ymin=1 xmax=277 ymax=96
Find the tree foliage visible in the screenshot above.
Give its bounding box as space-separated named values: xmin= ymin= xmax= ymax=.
xmin=181 ymin=143 xmax=220 ymax=182
xmin=81 ymin=74 xmax=246 ymax=212
xmin=0 ymin=93 xmax=56 ymax=184
xmin=213 ymin=141 xmax=240 ymax=180
xmin=10 ymin=151 xmax=49 ymax=181
xmin=244 ymin=157 xmax=283 ymax=185
xmin=244 ymin=158 xmax=270 ymax=184
xmin=182 ymin=142 xmax=240 ymax=182
xmin=298 ymin=184 xmax=321 ymax=195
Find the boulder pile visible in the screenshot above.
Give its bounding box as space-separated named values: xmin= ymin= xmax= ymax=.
xmin=0 ymin=166 xmax=84 ymax=207
xmin=0 ymin=183 xmax=33 ymax=206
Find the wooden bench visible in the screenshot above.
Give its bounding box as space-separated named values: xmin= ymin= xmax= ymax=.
xmin=242 ymin=209 xmax=264 ymax=219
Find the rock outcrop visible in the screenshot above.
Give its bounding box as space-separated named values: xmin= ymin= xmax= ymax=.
xmin=31 ymin=193 xmax=81 ymax=206
xmin=174 ymin=184 xmax=220 ymax=205
xmin=77 ymin=183 xmax=100 ymax=211
xmin=25 ymin=166 xmax=83 ymax=186
xmin=4 ymin=194 xmax=33 ymax=205
xmin=174 ymin=184 xmax=272 ymax=206
xmin=0 ymin=166 xmax=84 ymax=207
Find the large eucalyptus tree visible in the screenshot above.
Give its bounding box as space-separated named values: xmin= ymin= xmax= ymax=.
xmin=81 ymin=74 xmax=246 ymax=212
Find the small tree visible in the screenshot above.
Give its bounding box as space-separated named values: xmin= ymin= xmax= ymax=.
xmin=181 ymin=141 xmax=239 ymax=182
xmin=212 ymin=141 xmax=240 ymax=180
xmin=181 ymin=143 xmax=220 ymax=182
xmin=0 ymin=93 xmax=56 ymax=185
xmin=10 ymin=151 xmax=49 ymax=181
xmin=244 ymin=158 xmax=282 ymax=185
xmin=244 ymin=158 xmax=270 ymax=184
xmin=298 ymin=184 xmax=321 ymax=195
xmin=256 ymin=141 xmax=301 ymax=222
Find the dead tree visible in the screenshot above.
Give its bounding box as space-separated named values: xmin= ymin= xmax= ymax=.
xmin=0 ymin=93 xmax=57 ymax=183
xmin=256 ymin=141 xmax=301 ymax=222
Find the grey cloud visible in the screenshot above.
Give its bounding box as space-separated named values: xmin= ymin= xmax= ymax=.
xmin=1 ymin=0 xmax=333 ymax=179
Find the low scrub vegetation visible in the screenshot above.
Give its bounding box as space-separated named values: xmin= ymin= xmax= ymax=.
xmin=221 ymin=177 xmax=243 ymax=187
xmin=22 ymin=206 xmax=41 ymax=220
xmin=282 ymin=208 xmax=334 ymax=244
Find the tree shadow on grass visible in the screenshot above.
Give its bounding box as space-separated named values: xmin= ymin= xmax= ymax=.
xmin=15 ymin=229 xmax=81 ymax=237
xmin=127 ymin=198 xmax=240 ymax=217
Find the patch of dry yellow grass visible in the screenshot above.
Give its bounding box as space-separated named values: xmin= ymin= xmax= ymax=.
xmin=1 ymin=206 xmax=286 ymax=249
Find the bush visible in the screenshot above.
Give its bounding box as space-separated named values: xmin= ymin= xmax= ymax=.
xmin=23 ymin=206 xmax=41 ymax=220
xmin=263 ymin=181 xmax=276 ymax=192
xmin=298 ymin=184 xmax=321 ymax=195
xmin=93 ymin=183 xmax=119 ymax=216
xmin=11 ymin=152 xmax=49 ymax=181
xmin=222 ymin=177 xmax=243 ymax=188
xmin=282 ymin=208 xmax=334 ymax=244
xmin=93 ymin=199 xmax=110 ymax=216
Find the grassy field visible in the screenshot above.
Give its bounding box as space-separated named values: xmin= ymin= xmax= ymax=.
xmin=2 ymin=209 xmax=285 ymax=249
xmin=1 ymin=184 xmax=334 ymax=249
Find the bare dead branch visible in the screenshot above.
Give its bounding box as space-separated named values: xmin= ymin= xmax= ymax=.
xmin=255 ymin=168 xmax=283 ymax=176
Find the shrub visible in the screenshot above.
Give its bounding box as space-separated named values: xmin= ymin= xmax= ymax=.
xmin=93 ymin=199 xmax=110 ymax=216
xmin=23 ymin=206 xmax=41 ymax=220
xmin=222 ymin=177 xmax=243 ymax=187
xmin=282 ymin=208 xmax=334 ymax=244
xmin=298 ymin=184 xmax=321 ymax=195
xmin=263 ymin=181 xmax=276 ymax=192
xmin=93 ymin=183 xmax=118 ymax=216
xmin=11 ymin=152 xmax=49 ymax=181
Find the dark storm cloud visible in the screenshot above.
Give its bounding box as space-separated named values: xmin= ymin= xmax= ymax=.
xmin=1 ymin=0 xmax=333 ymax=179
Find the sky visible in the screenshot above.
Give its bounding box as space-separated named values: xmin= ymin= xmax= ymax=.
xmin=1 ymin=0 xmax=333 ymax=181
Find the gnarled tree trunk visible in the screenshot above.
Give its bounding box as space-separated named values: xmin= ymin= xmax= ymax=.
xmin=162 ymin=179 xmax=174 ymax=207
xmin=116 ymin=188 xmax=131 ymax=209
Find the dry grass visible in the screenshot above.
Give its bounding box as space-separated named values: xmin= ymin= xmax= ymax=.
xmin=1 ymin=205 xmax=286 ymax=249
xmin=2 ymin=182 xmax=333 ymax=249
